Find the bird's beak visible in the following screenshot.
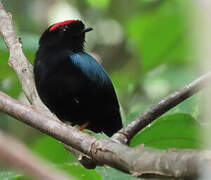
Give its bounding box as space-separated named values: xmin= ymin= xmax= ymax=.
xmin=82 ymin=26 xmax=93 ymax=33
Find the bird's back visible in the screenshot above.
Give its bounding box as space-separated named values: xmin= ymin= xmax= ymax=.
xmin=34 ymin=49 xmax=122 ymax=136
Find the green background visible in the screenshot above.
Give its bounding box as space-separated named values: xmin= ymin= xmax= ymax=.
xmin=0 ymin=0 xmax=204 ymax=179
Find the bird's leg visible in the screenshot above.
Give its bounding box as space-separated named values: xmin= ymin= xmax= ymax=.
xmin=79 ymin=122 xmax=90 ymax=131
xmin=135 ymin=144 xmax=145 ymax=148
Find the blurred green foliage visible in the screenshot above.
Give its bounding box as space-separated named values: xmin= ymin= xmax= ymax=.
xmin=30 ymin=136 xmax=77 ymax=164
xmin=0 ymin=172 xmax=21 ymax=180
xmin=96 ymin=167 xmax=140 ymax=180
xmin=130 ymin=113 xmax=202 ymax=149
xmin=0 ymin=0 xmax=203 ymax=179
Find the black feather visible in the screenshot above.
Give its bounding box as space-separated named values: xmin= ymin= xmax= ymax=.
xmin=34 ymin=20 xmax=122 ymax=136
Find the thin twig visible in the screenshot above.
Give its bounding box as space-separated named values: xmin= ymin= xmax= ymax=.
xmin=0 ymin=131 xmax=73 ymax=180
xmin=113 ymin=72 xmax=211 ymax=144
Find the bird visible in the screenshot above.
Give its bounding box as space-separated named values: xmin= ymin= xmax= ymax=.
xmin=34 ymin=20 xmax=123 ymax=137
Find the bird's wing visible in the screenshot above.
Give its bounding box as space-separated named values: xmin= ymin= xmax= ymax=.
xmin=68 ymin=51 xmax=120 ymax=108
xmin=37 ymin=50 xmax=122 ymax=133
xmin=69 ymin=52 xmax=122 ymax=135
xmin=69 ymin=52 xmax=113 ymax=88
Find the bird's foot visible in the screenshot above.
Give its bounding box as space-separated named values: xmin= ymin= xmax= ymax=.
xmin=135 ymin=144 xmax=145 ymax=148
xmin=79 ymin=122 xmax=90 ymax=131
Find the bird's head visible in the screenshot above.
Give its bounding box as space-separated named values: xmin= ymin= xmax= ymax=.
xmin=39 ymin=20 xmax=93 ymax=52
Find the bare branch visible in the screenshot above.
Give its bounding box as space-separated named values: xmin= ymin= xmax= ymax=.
xmin=1 ymin=90 xmax=211 ymax=179
xmin=0 ymin=1 xmax=51 ymax=115
xmin=63 ymin=144 xmax=99 ymax=169
xmin=1 ymin=0 xmax=211 ymax=179
xmin=0 ymin=0 xmax=94 ymax=167
xmin=113 ymin=72 xmax=211 ymax=144
xmin=0 ymin=131 xmax=74 ymax=180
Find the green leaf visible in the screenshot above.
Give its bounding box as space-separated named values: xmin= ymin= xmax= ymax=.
xmin=12 ymin=176 xmax=32 ymax=180
xmin=20 ymin=33 xmax=38 ymax=51
xmin=30 ymin=135 xmax=76 ymax=164
xmin=130 ymin=113 xmax=202 ymax=149
xmin=168 ymin=95 xmax=200 ymax=117
xmin=96 ymin=167 xmax=141 ymax=180
xmin=61 ymin=163 xmax=101 ymax=180
xmin=80 ymin=128 xmax=108 ymax=139
xmin=141 ymin=65 xmax=200 ymax=117
xmin=127 ymin=1 xmax=190 ymax=72
xmin=0 ymin=172 xmax=21 ymax=180
xmin=86 ymin=0 xmax=110 ymax=9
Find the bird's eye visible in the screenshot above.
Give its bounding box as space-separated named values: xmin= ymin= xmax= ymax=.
xmin=60 ymin=25 xmax=68 ymax=32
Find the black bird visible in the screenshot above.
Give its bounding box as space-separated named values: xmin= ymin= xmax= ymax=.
xmin=34 ymin=20 xmax=122 ymax=136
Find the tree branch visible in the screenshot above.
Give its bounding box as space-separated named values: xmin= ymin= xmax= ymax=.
xmin=1 ymin=1 xmax=211 ymax=179
xmin=0 ymin=0 xmax=95 ymax=168
xmin=0 ymin=1 xmax=51 ymax=115
xmin=113 ymin=72 xmax=211 ymax=144
xmin=0 ymin=131 xmax=74 ymax=180
xmin=0 ymin=90 xmax=211 ymax=179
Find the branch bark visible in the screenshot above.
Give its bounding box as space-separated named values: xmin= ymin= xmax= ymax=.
xmin=0 ymin=0 xmax=95 ymax=168
xmin=1 ymin=0 xmax=211 ymax=179
xmin=113 ymin=72 xmax=211 ymax=144
xmin=0 ymin=90 xmax=211 ymax=179
xmin=0 ymin=1 xmax=51 ymax=115
xmin=0 ymin=131 xmax=74 ymax=180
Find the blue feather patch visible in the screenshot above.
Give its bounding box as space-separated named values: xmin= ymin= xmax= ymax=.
xmin=69 ymin=52 xmax=111 ymax=85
